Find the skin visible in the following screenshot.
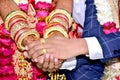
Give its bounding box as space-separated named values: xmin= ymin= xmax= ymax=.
xmin=26 ymin=0 xmax=89 ymax=72
xmin=0 ymin=0 xmax=89 ymax=72
xmin=0 ymin=0 xmax=20 ymax=20
xmin=0 ymin=0 xmax=67 ymax=72
xmin=0 ymin=0 xmax=37 ymax=45
xmin=27 ymin=37 xmax=88 ymax=60
xmin=26 ymin=0 xmax=75 ymax=72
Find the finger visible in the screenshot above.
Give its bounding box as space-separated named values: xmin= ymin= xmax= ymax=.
xmin=23 ymin=51 xmax=30 ymax=58
xmin=23 ymin=35 xmax=38 ymax=46
xmin=43 ymin=54 xmax=50 ymax=69
xmin=30 ymin=48 xmax=44 ymax=60
xmin=26 ymin=39 xmax=41 ymax=49
xmin=48 ymin=68 xmax=56 ymax=72
xmin=42 ymin=68 xmax=48 ymax=72
xmin=49 ymin=55 xmax=55 ymax=70
xmin=26 ymin=40 xmax=41 ymax=57
xmin=27 ymin=38 xmax=48 ymax=49
xmin=54 ymin=58 xmax=60 ymax=69
xmin=32 ymin=48 xmax=54 ymax=60
xmin=35 ymin=55 xmax=45 ymax=64
xmin=27 ymin=41 xmax=52 ymax=57
xmin=36 ymin=63 xmax=42 ymax=69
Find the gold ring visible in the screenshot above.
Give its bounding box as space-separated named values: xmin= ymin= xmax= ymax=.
xmin=42 ymin=48 xmax=47 ymax=54
xmin=41 ymin=38 xmax=46 ymax=44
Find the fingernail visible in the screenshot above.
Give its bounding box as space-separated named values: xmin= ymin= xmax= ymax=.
xmin=23 ymin=51 xmax=30 ymax=58
xmin=34 ymin=58 xmax=38 ymax=62
xmin=55 ymin=58 xmax=58 ymax=62
xmin=46 ymin=54 xmax=49 ymax=59
xmin=40 ymin=59 xmax=43 ymax=63
xmin=25 ymin=46 xmax=28 ymax=50
xmin=50 ymin=55 xmax=53 ymax=59
xmin=23 ymin=51 xmax=27 ymax=57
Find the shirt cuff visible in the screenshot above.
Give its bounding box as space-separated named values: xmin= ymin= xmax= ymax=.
xmin=60 ymin=57 xmax=76 ymax=70
xmin=85 ymin=37 xmax=103 ymax=60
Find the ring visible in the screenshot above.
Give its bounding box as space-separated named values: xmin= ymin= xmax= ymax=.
xmin=42 ymin=48 xmax=47 ymax=54
xmin=41 ymin=38 xmax=46 ymax=44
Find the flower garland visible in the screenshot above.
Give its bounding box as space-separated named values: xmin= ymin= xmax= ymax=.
xmin=95 ymin=0 xmax=120 ymax=80
xmin=95 ymin=0 xmax=114 ymax=25
xmin=0 ymin=24 xmax=17 ymax=80
xmin=95 ymin=0 xmax=119 ymax=34
xmin=0 ymin=0 xmax=53 ymax=80
xmin=0 ymin=0 xmax=80 ymax=79
xmin=18 ymin=0 xmax=54 ymax=36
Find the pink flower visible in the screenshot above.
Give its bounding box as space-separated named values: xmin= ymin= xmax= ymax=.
xmin=0 ymin=33 xmax=16 ymax=56
xmin=35 ymin=10 xmax=49 ymax=19
xmin=0 ymin=65 xmax=15 ymax=75
xmin=0 ymin=74 xmax=17 ymax=80
xmin=19 ymin=4 xmax=28 ymax=13
xmin=35 ymin=1 xmax=53 ymax=11
xmin=36 ymin=22 xmax=46 ymax=35
xmin=0 ymin=57 xmax=13 ymax=66
xmin=103 ymin=22 xmax=119 ymax=34
xmin=0 ymin=24 xmax=9 ymax=34
xmin=35 ymin=1 xmax=53 ymax=19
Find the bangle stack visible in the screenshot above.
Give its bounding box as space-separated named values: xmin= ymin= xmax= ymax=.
xmin=5 ymin=10 xmax=39 ymax=51
xmin=44 ymin=9 xmax=73 ymax=38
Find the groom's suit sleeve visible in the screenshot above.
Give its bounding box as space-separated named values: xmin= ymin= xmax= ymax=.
xmin=83 ymin=0 xmax=120 ymax=62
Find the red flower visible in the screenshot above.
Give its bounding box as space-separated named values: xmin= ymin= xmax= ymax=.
xmin=103 ymin=22 xmax=119 ymax=34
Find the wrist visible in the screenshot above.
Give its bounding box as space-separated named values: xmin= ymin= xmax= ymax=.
xmin=23 ymin=35 xmax=38 ymax=46
xmin=75 ymin=39 xmax=89 ymax=56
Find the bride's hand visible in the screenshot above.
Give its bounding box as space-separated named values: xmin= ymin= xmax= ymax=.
xmin=35 ymin=54 xmax=64 ymax=72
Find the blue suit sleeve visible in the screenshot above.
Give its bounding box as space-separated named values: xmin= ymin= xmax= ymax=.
xmin=83 ymin=0 xmax=120 ymax=62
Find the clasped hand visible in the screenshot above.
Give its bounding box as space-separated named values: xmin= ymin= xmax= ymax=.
xmin=24 ymin=37 xmax=81 ymax=72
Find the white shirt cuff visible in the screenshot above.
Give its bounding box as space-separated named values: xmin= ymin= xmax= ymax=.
xmin=85 ymin=37 xmax=103 ymax=60
xmin=60 ymin=57 xmax=76 ymax=70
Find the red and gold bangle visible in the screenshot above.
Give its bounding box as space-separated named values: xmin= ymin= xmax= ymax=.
xmin=9 ymin=19 xmax=27 ymax=31
xmin=16 ymin=29 xmax=40 ymax=51
xmin=10 ymin=22 xmax=28 ymax=39
xmin=4 ymin=10 xmax=40 ymax=51
xmin=45 ymin=22 xmax=67 ymax=32
xmin=50 ymin=13 xmax=70 ymax=28
xmin=49 ymin=18 xmax=69 ymax=30
xmin=44 ymin=26 xmax=68 ymax=38
xmin=51 ymin=13 xmax=69 ymax=21
xmin=50 ymin=15 xmax=69 ymax=27
xmin=13 ymin=27 xmax=29 ymax=42
xmin=46 ymin=9 xmax=73 ymax=28
xmin=5 ymin=10 xmax=27 ymax=30
xmin=8 ymin=15 xmax=26 ymax=26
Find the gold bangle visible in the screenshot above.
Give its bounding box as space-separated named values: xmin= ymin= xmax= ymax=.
xmin=44 ymin=26 xmax=68 ymax=38
xmin=49 ymin=18 xmax=69 ymax=31
xmin=13 ymin=28 xmax=29 ymax=42
xmin=5 ymin=10 xmax=27 ymax=30
xmin=17 ymin=29 xmax=40 ymax=51
xmin=46 ymin=9 xmax=73 ymax=28
xmin=8 ymin=17 xmax=26 ymax=30
xmin=10 ymin=22 xmax=28 ymax=39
